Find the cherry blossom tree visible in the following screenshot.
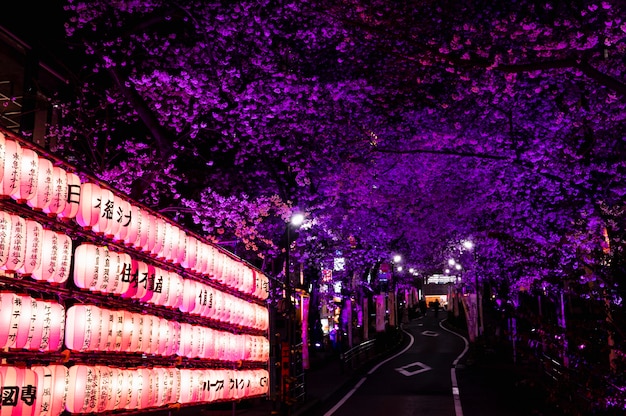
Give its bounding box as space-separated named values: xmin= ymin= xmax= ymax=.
xmin=26 ymin=0 xmax=626 ymax=410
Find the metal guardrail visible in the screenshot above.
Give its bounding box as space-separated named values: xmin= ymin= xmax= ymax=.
xmin=340 ymin=339 xmax=377 ymax=372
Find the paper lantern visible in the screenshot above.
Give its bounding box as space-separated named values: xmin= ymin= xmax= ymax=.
xmin=67 ymin=365 xmax=100 ymax=413
xmin=31 ymin=229 xmax=59 ymax=282
xmin=9 ymin=294 xmax=33 ymax=349
xmin=23 ymin=297 xmax=44 ymax=351
xmin=32 ymin=365 xmax=53 ymax=416
xmin=193 ymin=241 xmax=208 ymax=275
xmin=91 ymin=187 xmax=114 ymax=236
xmin=105 ymin=193 xmax=124 ymax=239
xmin=96 ymin=365 xmax=114 ymax=412
xmin=133 ymin=260 xmax=151 ymax=302
xmin=26 ymin=156 xmax=53 ymax=211
xmin=122 ymin=204 xmax=140 ymax=247
xmin=58 ymin=171 xmax=81 ymax=221
xmin=165 ymin=271 xmax=183 ymax=309
xmin=1 ymin=138 xmax=21 ymax=199
xmin=0 ymin=366 xmax=38 ymax=416
xmin=110 ymin=196 xmax=131 ymax=242
xmin=4 ymin=213 xmax=26 ymax=273
xmin=93 ymin=245 xmax=116 ymax=294
xmin=99 ymin=308 xmax=117 ymax=352
xmin=75 ymin=182 xmax=101 ymax=229
xmin=35 ymin=300 xmax=65 ymax=352
xmin=108 ymin=367 xmax=125 ymax=411
xmin=138 ymin=368 xmax=153 ymax=409
xmin=0 ymin=211 xmax=12 ymax=269
xmin=13 ymin=146 xmax=38 ymax=203
xmin=129 ymin=313 xmax=143 ymax=354
xmin=142 ymin=213 xmax=157 ymax=254
xmin=125 ymin=369 xmax=140 ymax=410
xmin=110 ymin=251 xmax=132 ymax=296
xmin=179 ymin=278 xmax=197 ymax=314
xmin=64 ymin=304 xmax=103 ymax=352
xmin=150 ymin=217 xmax=166 ymax=257
xmin=43 ymin=166 xmax=68 ymax=216
xmin=180 ymin=235 xmax=198 ymax=270
xmin=130 ymin=207 xmax=148 ymax=250
xmin=51 ymin=232 xmax=72 ymax=284
xmin=173 ymin=228 xmax=187 ymax=265
xmin=16 ymin=219 xmax=43 ymax=276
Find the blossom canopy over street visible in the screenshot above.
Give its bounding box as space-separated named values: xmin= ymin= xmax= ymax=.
xmin=4 ymin=1 xmax=625 ymax=410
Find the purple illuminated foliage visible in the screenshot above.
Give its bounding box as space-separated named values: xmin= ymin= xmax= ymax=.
xmin=49 ymin=1 xmax=625 ymax=410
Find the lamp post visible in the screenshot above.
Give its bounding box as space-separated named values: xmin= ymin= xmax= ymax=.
xmin=462 ymin=240 xmax=480 ymax=339
xmin=282 ymin=212 xmax=304 ymax=413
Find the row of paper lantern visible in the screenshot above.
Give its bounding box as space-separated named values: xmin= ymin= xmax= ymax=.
xmin=64 ymin=304 xmax=269 ymax=361
xmin=0 ymin=294 xmax=268 ymax=362
xmin=0 ymin=292 xmax=65 ymax=351
xmin=0 ymin=210 xmax=269 ymax=330
xmin=73 ymin=243 xmax=269 ymax=326
xmin=0 ymin=133 xmax=269 ymax=300
xmin=0 ymin=211 xmax=72 ymax=283
xmin=72 ymin=243 xmax=269 ymax=330
xmin=0 ymin=365 xmax=269 ymax=416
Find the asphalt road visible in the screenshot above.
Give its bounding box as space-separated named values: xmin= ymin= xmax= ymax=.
xmin=316 ymin=314 xmax=468 ymax=416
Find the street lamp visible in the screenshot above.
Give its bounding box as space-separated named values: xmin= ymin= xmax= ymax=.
xmin=282 ymin=212 xmax=304 ymax=413
xmin=462 ymin=239 xmax=480 ymax=339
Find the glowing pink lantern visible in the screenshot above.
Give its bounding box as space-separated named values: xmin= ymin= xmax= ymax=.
xmin=16 ymin=219 xmax=43 ymax=276
xmin=194 ymin=241 xmax=208 ymax=275
xmin=33 ymin=365 xmax=54 ymax=416
xmin=95 ymin=365 xmax=113 ymax=412
xmin=4 ymin=213 xmax=26 ymax=273
xmin=119 ymin=257 xmax=137 ymax=300
xmin=51 ymin=232 xmax=72 ymax=284
xmin=179 ymin=234 xmax=195 ymax=270
xmin=23 ymin=297 xmax=44 ymax=351
xmin=43 ymin=166 xmax=68 ymax=217
xmin=92 ymin=187 xmax=114 ymax=235
xmin=11 ymin=293 xmax=33 ymax=349
xmin=124 ymin=369 xmax=139 ymax=410
xmin=179 ymin=278 xmax=197 ymax=314
xmin=72 ymin=243 xmax=96 ymax=289
xmin=110 ymin=251 xmax=132 ymax=296
xmin=65 ymin=304 xmax=102 ymax=352
xmin=99 ymin=308 xmax=118 ymax=352
xmin=13 ymin=146 xmax=38 ymax=203
xmin=1 ymin=138 xmax=21 ymax=199
xmin=150 ymin=217 xmax=166 ymax=257
xmin=26 ymin=156 xmax=53 ymax=211
xmin=59 ymin=171 xmax=81 ymax=221
xmin=75 ymin=182 xmax=101 ymax=230
xmin=166 ymin=271 xmax=184 ymax=309
xmin=67 ymin=365 xmax=101 ymax=413
xmin=122 ymin=204 xmax=141 ymax=247
xmin=143 ymin=213 xmax=158 ymax=254
xmin=129 ymin=313 xmax=143 ymax=353
xmin=130 ymin=206 xmax=148 ymax=250
xmin=111 ymin=196 xmax=131 ymax=242
xmin=0 ymin=366 xmax=37 ymax=416
xmin=31 ymin=229 xmax=60 ymax=283
xmin=38 ymin=300 xmax=65 ymax=352
xmin=0 ymin=211 xmax=12 ymax=269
